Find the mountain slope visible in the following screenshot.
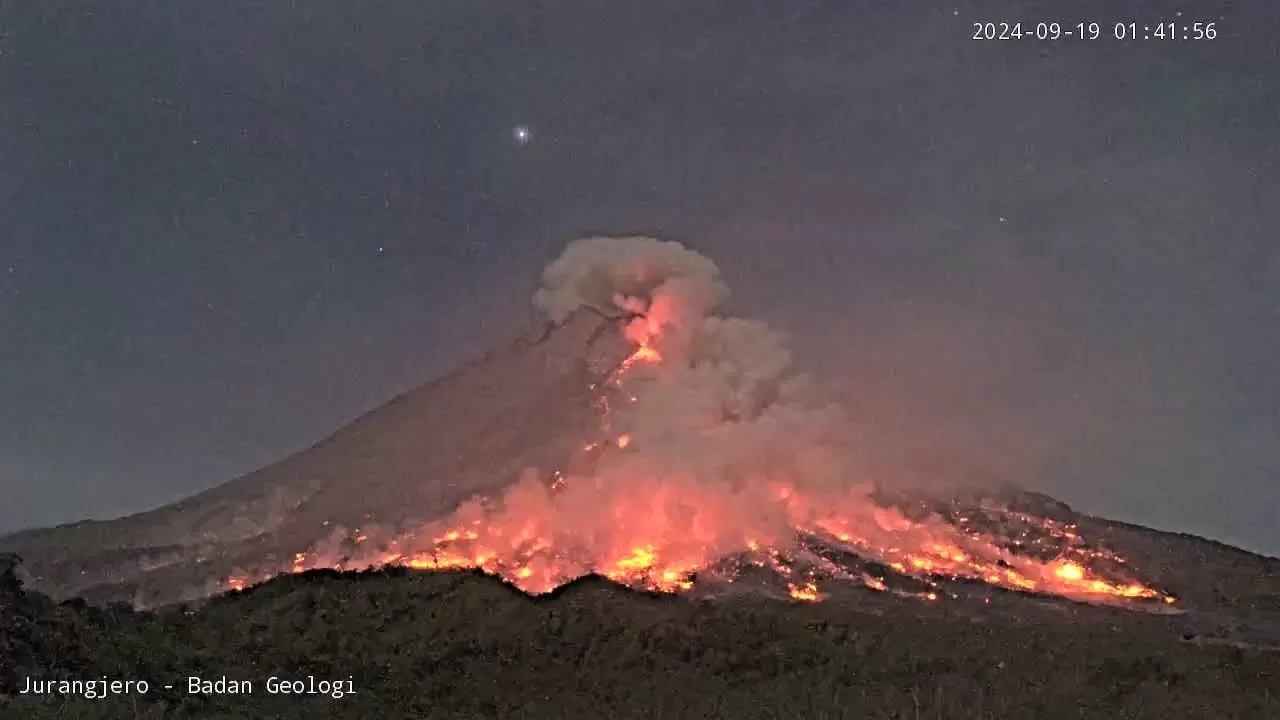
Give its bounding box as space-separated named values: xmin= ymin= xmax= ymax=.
xmin=0 ymin=308 xmax=632 ymax=607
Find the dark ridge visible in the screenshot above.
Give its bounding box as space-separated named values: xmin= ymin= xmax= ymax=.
xmin=3 ymin=557 xmax=1278 ymax=720
xmin=538 ymin=572 xmax=681 ymax=605
xmin=539 ymin=572 xmax=628 ymax=598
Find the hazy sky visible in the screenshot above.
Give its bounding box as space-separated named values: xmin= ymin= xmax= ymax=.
xmin=2 ymin=1 xmax=1277 ymax=556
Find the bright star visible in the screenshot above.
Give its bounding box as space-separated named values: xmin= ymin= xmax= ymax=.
xmin=512 ymin=125 xmax=532 ymax=146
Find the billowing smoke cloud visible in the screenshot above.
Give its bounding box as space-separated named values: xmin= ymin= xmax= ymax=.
xmin=429 ymin=235 xmax=869 ymax=587
xmin=537 ymin=235 xmax=853 ymax=490
xmin=533 ymin=235 xmax=731 ymax=347
xmin=428 ymin=238 xmax=876 ymax=578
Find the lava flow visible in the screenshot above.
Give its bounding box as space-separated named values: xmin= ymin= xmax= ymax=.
xmin=225 ymin=236 xmax=1173 ymax=609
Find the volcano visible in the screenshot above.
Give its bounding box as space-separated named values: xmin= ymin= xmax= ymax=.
xmin=3 ymin=237 xmax=1278 ymax=649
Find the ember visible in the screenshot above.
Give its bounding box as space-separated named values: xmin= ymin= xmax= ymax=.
xmin=788 ymin=582 xmax=821 ymax=602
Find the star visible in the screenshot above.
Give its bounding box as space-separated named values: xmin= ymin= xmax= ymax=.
xmin=512 ymin=125 xmax=532 ymax=146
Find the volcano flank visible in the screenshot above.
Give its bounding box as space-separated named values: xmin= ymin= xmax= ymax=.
xmin=2 ymin=237 xmax=1278 ymax=651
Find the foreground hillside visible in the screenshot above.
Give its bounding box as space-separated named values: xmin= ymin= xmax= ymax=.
xmin=2 ymin=557 xmax=1277 ymax=720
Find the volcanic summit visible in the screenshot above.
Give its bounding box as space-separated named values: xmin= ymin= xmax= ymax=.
xmin=3 ymin=237 xmax=1278 ymax=647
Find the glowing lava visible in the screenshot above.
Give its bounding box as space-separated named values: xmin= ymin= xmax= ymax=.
xmin=1056 ymin=562 xmax=1085 ymax=581
xmin=788 ymin=582 xmax=821 ymax=602
xmin=226 ymin=336 xmax=1171 ymax=608
xmin=222 ymin=237 xmax=1172 ymax=611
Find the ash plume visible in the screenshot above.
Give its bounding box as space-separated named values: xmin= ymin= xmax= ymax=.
xmin=533 ymin=235 xmax=730 ymax=346
xmin=485 ymin=235 xmax=860 ymax=583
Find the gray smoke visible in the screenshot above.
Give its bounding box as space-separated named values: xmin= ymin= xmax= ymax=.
xmin=534 ymin=235 xmax=730 ymax=346
xmin=421 ymin=236 xmax=873 ymax=582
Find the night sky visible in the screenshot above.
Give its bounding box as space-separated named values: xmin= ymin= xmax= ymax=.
xmin=2 ymin=2 xmax=1277 ymax=556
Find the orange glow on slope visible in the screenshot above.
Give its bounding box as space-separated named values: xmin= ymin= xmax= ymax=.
xmin=619 ymin=343 xmax=662 ymax=371
xmin=226 ymin=305 xmax=1172 ymax=610
xmin=1055 ymin=562 xmax=1085 ymax=581
xmin=788 ymin=582 xmax=821 ymax=601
